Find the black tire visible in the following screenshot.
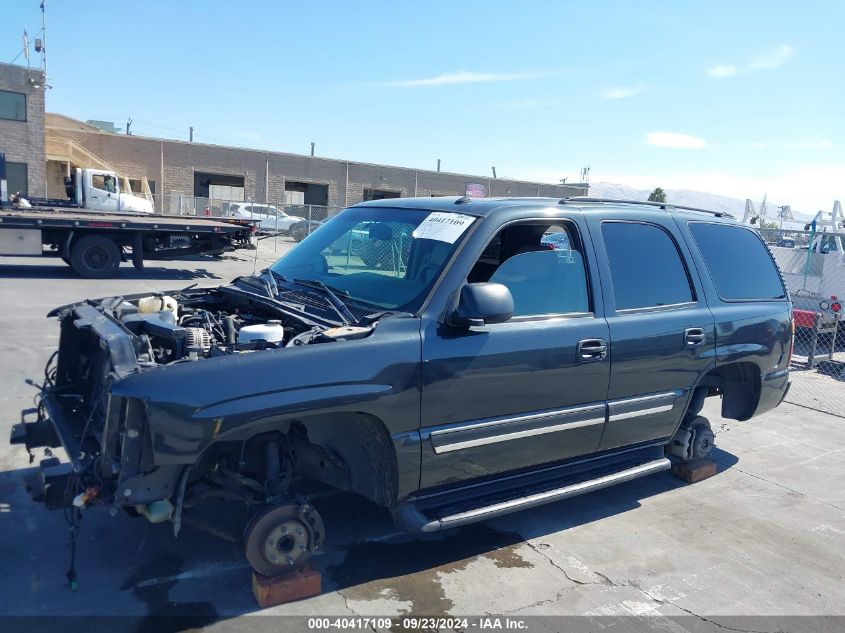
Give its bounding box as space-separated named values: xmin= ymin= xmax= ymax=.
xmin=132 ymin=234 xmax=144 ymax=271
xmin=70 ymin=234 xmax=121 ymax=279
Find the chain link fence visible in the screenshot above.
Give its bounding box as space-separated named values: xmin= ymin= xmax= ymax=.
xmin=764 ymin=226 xmax=845 ymax=416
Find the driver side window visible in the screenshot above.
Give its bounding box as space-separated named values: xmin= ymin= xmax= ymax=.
xmin=468 ymin=221 xmax=591 ymax=317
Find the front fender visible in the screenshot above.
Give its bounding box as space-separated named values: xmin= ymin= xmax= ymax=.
xmin=110 ymin=317 xmax=423 ymax=465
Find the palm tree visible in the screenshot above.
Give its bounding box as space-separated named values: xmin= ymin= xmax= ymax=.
xmin=647 ymin=187 xmax=667 ymax=203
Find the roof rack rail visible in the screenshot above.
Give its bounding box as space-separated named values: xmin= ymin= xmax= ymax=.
xmin=560 ymin=197 xmax=733 ymax=219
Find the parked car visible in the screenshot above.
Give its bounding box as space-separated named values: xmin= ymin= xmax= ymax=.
xmin=225 ymin=203 xmax=304 ymax=235
xmin=290 ymin=219 xmax=323 ymax=242
xmin=12 ymin=197 xmax=792 ymax=578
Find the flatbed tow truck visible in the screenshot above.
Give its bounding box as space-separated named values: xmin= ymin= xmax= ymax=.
xmin=0 ymin=154 xmax=256 ymax=278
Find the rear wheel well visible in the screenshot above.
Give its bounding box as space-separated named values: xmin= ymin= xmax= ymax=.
xmin=697 ymin=362 xmax=761 ymax=421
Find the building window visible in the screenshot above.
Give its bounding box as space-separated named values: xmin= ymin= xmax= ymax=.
xmin=285 ymin=181 xmax=328 ymax=206
xmin=194 ymin=172 xmax=245 ymax=201
xmin=128 ymin=178 xmax=155 ymax=194
xmin=5 ymin=161 xmax=28 ymax=196
xmin=0 ymin=90 xmax=27 ymax=122
xmin=363 ymin=188 xmax=400 ymax=201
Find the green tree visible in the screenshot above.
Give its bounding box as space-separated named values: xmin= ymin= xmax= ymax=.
xmin=647 ymin=187 xmax=667 ymax=203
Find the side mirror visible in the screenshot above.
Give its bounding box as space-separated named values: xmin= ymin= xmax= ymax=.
xmin=449 ymin=283 xmax=514 ymax=328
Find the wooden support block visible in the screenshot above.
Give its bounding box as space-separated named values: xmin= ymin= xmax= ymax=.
xmin=252 ymin=561 xmax=322 ymax=608
xmin=671 ymin=459 xmax=717 ymax=483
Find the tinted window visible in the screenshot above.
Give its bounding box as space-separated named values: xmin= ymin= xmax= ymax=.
xmin=0 ymin=90 xmax=26 ymax=121
xmin=602 ymin=221 xmax=693 ymax=310
xmin=689 ymin=223 xmax=786 ymax=300
xmin=6 ymin=161 xmax=28 ymax=196
xmin=476 ymin=222 xmax=590 ymax=316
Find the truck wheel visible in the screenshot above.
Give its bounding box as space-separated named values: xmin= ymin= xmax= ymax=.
xmin=70 ymin=235 xmax=121 ymax=279
xmin=244 ymin=502 xmax=325 ymax=576
xmin=132 ymin=234 xmax=144 ymax=270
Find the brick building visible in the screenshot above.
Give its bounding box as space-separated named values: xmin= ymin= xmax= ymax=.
xmin=0 ymin=62 xmax=46 ymax=197
xmin=44 ymin=114 xmax=587 ymax=213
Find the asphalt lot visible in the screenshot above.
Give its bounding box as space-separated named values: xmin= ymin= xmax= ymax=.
xmin=1 ymin=241 xmax=844 ymax=629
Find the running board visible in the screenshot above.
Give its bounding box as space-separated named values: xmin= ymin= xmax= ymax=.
xmin=394 ymin=456 xmax=671 ymax=533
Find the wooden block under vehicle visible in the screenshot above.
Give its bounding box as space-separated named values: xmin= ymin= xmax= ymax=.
xmin=671 ymin=459 xmax=717 ymax=483
xmin=252 ymin=561 xmax=322 ymax=608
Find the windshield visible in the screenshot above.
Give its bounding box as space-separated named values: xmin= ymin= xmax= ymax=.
xmin=270 ymin=207 xmax=476 ymax=312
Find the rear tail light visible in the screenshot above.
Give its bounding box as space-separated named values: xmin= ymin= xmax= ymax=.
xmin=832 ymin=301 xmax=841 ymax=313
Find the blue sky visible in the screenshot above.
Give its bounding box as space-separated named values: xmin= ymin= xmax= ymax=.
xmin=3 ymin=0 xmax=843 ymax=213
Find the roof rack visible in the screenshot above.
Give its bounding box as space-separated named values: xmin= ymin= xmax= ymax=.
xmin=560 ymin=197 xmax=733 ymax=219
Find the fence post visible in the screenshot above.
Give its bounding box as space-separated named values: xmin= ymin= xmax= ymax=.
xmin=308 ymin=205 xmax=312 ymax=235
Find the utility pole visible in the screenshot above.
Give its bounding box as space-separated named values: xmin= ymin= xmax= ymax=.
xmin=126 ymin=118 xmax=132 ymax=135
xmin=491 ymin=166 xmax=497 ymax=179
xmin=310 ymin=142 xmax=315 ymax=157
xmin=189 ymin=126 xmax=194 ymax=142
xmin=436 ymin=159 xmax=441 ymax=173
xmin=40 ymin=0 xmax=48 ymax=80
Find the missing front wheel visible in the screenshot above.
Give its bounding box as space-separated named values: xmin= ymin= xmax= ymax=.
xmin=244 ymin=501 xmax=325 ymax=576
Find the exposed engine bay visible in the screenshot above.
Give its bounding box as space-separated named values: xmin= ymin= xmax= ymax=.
xmin=105 ymin=289 xmax=372 ymax=366
xmin=86 ymin=275 xmax=376 ymax=369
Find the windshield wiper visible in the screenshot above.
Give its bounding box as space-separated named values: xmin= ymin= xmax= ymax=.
xmin=292 ymin=278 xmax=358 ymax=326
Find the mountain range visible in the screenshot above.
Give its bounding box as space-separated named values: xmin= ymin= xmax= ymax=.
xmin=587 ymin=182 xmax=815 ymax=223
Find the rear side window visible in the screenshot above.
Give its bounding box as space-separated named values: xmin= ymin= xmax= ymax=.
xmin=689 ymin=223 xmax=786 ymax=300
xmin=602 ymin=221 xmax=694 ymax=310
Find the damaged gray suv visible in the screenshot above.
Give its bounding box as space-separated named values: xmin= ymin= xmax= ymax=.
xmin=11 ymin=196 xmax=792 ymax=577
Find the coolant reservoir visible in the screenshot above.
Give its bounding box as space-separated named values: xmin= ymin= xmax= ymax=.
xmin=238 ymin=320 xmax=285 ymax=344
xmin=138 ymin=295 xmax=178 ymax=320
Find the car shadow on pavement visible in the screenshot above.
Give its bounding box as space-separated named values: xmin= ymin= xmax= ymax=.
xmin=0 ymin=450 xmax=738 ymax=624
xmin=0 ymin=262 xmax=223 ymax=280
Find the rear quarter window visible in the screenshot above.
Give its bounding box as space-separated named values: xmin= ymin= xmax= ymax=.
xmin=688 ymin=222 xmax=786 ymax=301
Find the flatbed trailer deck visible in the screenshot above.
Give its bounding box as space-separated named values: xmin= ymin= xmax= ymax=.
xmin=0 ymin=207 xmax=256 ymax=278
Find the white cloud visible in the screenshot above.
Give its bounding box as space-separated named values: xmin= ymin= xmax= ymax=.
xmin=646 ymin=132 xmax=707 ymax=149
xmin=602 ymin=84 xmax=645 ymax=100
xmin=707 ymin=44 xmax=794 ymax=78
xmin=749 ymin=45 xmax=795 ymax=70
xmin=386 ymin=70 xmax=553 ymax=87
xmin=706 ymin=64 xmax=738 ymax=78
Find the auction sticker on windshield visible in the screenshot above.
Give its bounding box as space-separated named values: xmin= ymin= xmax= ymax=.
xmin=412 ymin=212 xmax=475 ymax=243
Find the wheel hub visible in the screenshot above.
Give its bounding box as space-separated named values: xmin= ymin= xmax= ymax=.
xmin=262 ymin=519 xmax=309 ymax=566
xmin=245 ymin=501 xmax=325 ymax=576
xmin=84 ymin=246 xmax=108 ymax=268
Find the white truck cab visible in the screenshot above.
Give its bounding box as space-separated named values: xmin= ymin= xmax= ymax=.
xmin=72 ymin=168 xmax=154 ymax=214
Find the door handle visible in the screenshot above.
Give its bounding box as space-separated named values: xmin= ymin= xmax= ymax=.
xmin=577 ymin=338 xmax=607 ymax=361
xmin=684 ymin=327 xmax=706 ymax=346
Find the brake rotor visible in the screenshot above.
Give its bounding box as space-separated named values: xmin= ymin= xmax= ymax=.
xmin=689 ymin=418 xmax=716 ymax=460
xmin=244 ymin=502 xmax=325 ymax=576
